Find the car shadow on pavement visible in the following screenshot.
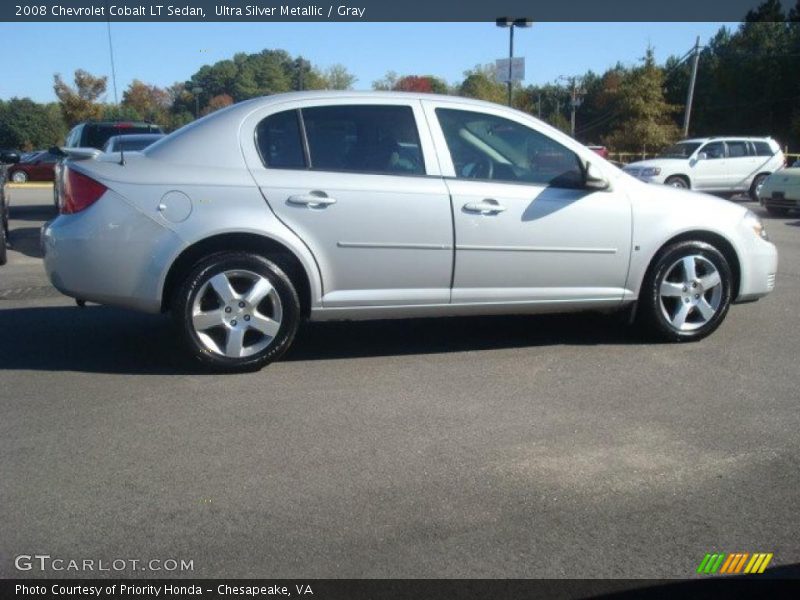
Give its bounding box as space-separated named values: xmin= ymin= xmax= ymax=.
xmin=0 ymin=305 xmax=645 ymax=374
xmin=8 ymin=204 xmax=56 ymax=222
xmin=6 ymin=226 xmax=43 ymax=258
xmin=285 ymin=311 xmax=642 ymax=362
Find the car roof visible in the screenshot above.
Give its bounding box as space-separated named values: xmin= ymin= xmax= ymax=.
xmin=680 ymin=136 xmax=775 ymax=143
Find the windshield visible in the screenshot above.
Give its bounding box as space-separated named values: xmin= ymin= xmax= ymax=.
xmin=21 ymin=151 xmax=44 ymax=163
xmin=659 ymin=142 xmax=701 ymax=158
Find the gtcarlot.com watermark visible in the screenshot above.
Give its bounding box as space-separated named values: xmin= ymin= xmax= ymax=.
xmin=14 ymin=554 xmax=194 ymax=573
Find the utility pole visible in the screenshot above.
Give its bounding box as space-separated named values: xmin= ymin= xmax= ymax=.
xmin=683 ymin=36 xmax=701 ymax=137
xmin=559 ymin=76 xmax=585 ymax=138
xmin=537 ymin=92 xmax=542 ymax=118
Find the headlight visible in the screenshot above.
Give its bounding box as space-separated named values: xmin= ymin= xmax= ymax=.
xmin=640 ymin=167 xmax=661 ymax=177
xmin=743 ymin=210 xmax=769 ymax=241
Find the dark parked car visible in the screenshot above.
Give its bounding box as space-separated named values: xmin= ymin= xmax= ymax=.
xmin=64 ymin=121 xmax=164 ymax=150
xmin=0 ymin=148 xmax=20 ymax=164
xmin=7 ymin=150 xmax=61 ymax=183
xmin=53 ymin=121 xmax=165 ymax=208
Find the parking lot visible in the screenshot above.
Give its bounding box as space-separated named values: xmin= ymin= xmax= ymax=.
xmin=1 ymin=185 xmax=798 ymax=579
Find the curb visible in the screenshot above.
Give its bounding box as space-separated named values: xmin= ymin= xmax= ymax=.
xmin=5 ymin=183 xmax=54 ymax=189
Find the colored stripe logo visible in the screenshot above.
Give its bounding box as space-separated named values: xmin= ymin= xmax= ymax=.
xmin=697 ymin=552 xmax=773 ymax=575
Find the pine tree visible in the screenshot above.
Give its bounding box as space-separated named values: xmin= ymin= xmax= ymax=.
xmin=605 ymin=47 xmax=680 ymax=152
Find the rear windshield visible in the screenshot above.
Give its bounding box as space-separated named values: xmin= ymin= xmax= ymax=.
xmin=84 ymin=125 xmax=163 ymax=150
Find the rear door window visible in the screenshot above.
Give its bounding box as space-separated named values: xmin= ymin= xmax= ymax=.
xmin=726 ymin=141 xmax=749 ymax=158
xmin=255 ymin=110 xmax=306 ymax=169
xmin=300 ymin=105 xmax=425 ymax=176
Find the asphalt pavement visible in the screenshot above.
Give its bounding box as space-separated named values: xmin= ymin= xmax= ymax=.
xmin=1 ymin=186 xmax=798 ymax=580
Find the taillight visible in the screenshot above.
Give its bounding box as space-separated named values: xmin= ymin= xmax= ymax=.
xmin=61 ymin=168 xmax=107 ymax=214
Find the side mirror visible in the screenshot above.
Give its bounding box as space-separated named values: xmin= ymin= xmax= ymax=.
xmin=696 ymin=152 xmax=707 ymax=160
xmin=584 ymin=161 xmax=610 ymax=190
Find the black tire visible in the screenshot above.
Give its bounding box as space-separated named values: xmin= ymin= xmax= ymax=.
xmin=765 ymin=206 xmax=789 ymax=217
xmin=749 ymin=173 xmax=769 ymax=202
xmin=172 ymin=251 xmax=300 ymax=372
xmin=638 ymin=241 xmax=732 ymax=342
xmin=664 ymin=175 xmax=689 ymax=189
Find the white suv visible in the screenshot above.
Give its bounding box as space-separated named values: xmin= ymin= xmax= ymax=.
xmin=623 ymin=137 xmax=784 ymax=200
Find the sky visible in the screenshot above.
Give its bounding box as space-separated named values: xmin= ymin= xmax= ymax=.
xmin=0 ymin=22 xmax=739 ymax=103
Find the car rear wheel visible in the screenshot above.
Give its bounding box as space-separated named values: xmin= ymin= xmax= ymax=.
xmin=638 ymin=241 xmax=732 ymax=342
xmin=665 ymin=176 xmax=689 ymax=189
xmin=749 ymin=173 xmax=769 ymax=202
xmin=10 ymin=171 xmax=27 ymax=183
xmin=173 ymin=252 xmax=300 ymax=372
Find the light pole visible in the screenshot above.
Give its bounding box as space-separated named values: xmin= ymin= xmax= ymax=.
xmin=496 ymin=17 xmax=531 ymax=107
xmin=192 ymin=86 xmax=203 ymax=118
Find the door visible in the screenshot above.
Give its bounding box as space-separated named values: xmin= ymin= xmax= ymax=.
xmin=243 ymin=101 xmax=453 ymax=308
xmin=691 ymin=141 xmax=728 ymax=190
xmin=426 ymin=103 xmax=632 ymax=305
xmin=725 ymin=140 xmax=757 ymax=191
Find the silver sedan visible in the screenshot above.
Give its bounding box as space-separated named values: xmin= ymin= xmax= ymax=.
xmin=42 ymin=92 xmax=778 ymax=371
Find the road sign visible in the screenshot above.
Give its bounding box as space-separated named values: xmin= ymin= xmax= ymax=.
xmin=495 ymin=57 xmax=525 ymax=83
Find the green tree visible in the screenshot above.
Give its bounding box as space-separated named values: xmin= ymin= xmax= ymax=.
xmin=605 ymin=48 xmax=680 ymax=152
xmin=53 ymin=69 xmax=107 ymax=126
xmin=0 ymin=98 xmax=67 ymax=150
xmin=458 ymin=65 xmax=507 ymax=104
xmin=121 ymin=79 xmax=171 ymax=124
xmin=323 ymin=64 xmax=357 ymax=90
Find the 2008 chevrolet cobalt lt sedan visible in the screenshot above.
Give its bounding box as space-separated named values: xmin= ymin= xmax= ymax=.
xmin=42 ymin=92 xmax=778 ymax=371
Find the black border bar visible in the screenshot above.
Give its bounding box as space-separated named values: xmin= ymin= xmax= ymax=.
xmin=2 ymin=0 xmax=797 ymax=22
xmin=4 ymin=578 xmax=800 ymax=600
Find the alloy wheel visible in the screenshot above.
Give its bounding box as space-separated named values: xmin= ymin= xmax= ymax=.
xmin=191 ymin=269 xmax=283 ymax=358
xmin=658 ymin=255 xmax=723 ymax=332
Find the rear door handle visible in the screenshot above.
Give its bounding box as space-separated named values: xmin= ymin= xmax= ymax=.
xmin=463 ymin=200 xmax=506 ymax=214
xmin=287 ymin=193 xmax=337 ymax=208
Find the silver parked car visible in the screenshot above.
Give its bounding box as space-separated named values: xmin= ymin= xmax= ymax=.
xmin=102 ymin=133 xmax=166 ymax=153
xmin=42 ymin=92 xmax=778 ymax=371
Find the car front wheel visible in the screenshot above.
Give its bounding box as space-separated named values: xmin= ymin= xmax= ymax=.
xmin=639 ymin=241 xmax=732 ymax=342
xmin=664 ymin=176 xmax=689 ymax=189
xmin=10 ymin=171 xmax=28 ymax=183
xmin=173 ymin=252 xmax=300 ymax=372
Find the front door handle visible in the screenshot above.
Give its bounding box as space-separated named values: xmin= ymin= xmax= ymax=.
xmin=287 ymin=193 xmax=337 ymax=208
xmin=463 ymin=200 xmax=507 ymax=214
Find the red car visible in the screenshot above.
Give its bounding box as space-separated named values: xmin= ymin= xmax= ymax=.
xmin=587 ymin=145 xmax=609 ymax=159
xmin=7 ymin=150 xmax=60 ymax=183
